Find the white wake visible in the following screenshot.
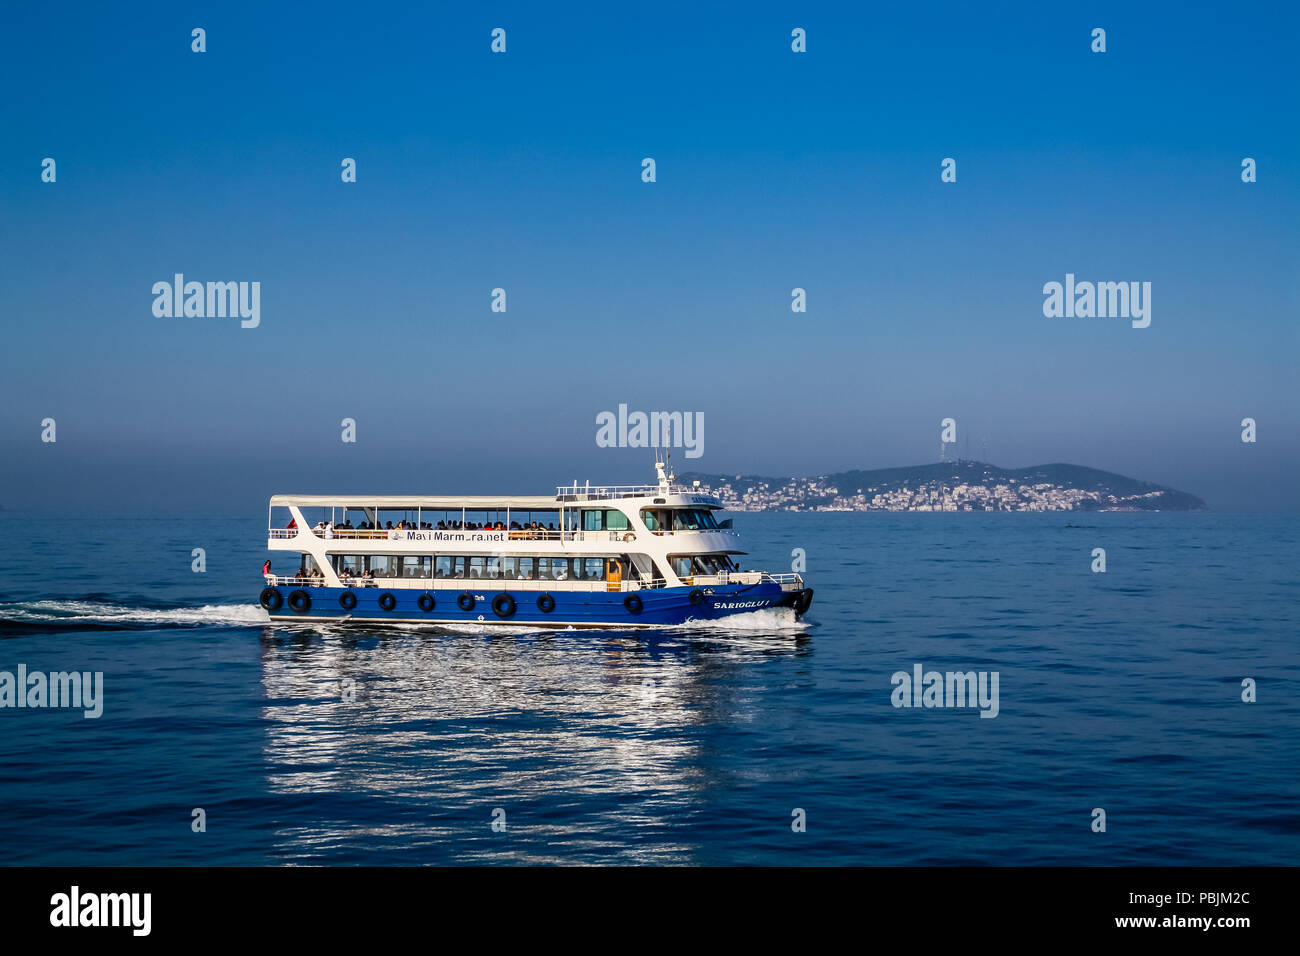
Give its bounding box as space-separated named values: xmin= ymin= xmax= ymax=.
xmin=0 ymin=600 xmax=269 ymax=628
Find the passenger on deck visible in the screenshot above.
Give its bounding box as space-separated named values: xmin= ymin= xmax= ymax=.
xmin=324 ymin=521 xmax=334 ymax=539
xmin=262 ymin=560 xmax=272 ymax=580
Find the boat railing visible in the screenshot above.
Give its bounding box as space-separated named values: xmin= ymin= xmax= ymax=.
xmin=268 ymin=528 xmax=640 ymax=543
xmin=758 ymin=572 xmax=802 ymax=584
xmin=645 ymin=528 xmax=739 ymax=537
xmin=555 ymin=484 xmax=666 ymax=501
xmin=685 ymin=571 xmax=802 ymax=587
xmin=263 ymin=574 xmax=671 ymax=593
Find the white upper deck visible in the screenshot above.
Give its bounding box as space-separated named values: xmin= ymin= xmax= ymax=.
xmin=269 ymin=462 xmax=723 ymax=512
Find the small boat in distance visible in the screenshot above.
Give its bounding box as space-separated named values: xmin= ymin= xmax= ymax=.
xmin=258 ymin=459 xmax=813 ymax=628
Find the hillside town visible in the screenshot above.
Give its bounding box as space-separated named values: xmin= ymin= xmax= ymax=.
xmin=690 ymin=474 xmax=1173 ymax=512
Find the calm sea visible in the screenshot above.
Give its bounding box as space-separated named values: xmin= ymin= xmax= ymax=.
xmin=0 ymin=512 xmax=1296 ymax=865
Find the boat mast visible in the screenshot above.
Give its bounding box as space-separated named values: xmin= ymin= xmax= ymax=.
xmin=655 ymin=423 xmax=675 ymax=494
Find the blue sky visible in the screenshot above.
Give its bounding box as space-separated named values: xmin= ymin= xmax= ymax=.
xmin=1 ymin=1 xmax=1296 ymax=512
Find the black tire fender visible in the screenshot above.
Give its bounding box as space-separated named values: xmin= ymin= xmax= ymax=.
xmin=624 ymin=594 xmax=644 ymax=615
xmin=378 ymin=592 xmax=397 ymax=611
xmin=537 ymin=593 xmax=556 ymax=613
xmin=418 ymin=593 xmax=435 ymax=613
xmin=457 ymin=592 xmax=475 ymax=612
xmin=288 ymin=589 xmax=311 ymax=614
xmin=492 ymin=593 xmax=517 ymax=618
xmin=338 ymin=591 xmax=357 ymax=610
xmin=260 ymin=587 xmax=283 ymax=612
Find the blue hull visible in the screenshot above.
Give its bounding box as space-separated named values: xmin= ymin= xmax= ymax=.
xmin=260 ymin=581 xmax=813 ymax=628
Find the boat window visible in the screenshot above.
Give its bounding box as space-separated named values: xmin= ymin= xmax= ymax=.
xmin=693 ymin=554 xmax=733 ymax=574
xmin=401 ymin=556 xmax=431 ymax=578
xmin=670 ymin=509 xmax=719 ymax=531
xmin=669 ymin=556 xmax=693 ymax=578
xmin=368 ymin=555 xmax=399 ymax=577
xmin=435 ymin=556 xmax=452 ymax=578
xmin=577 ymin=508 xmax=629 ymax=531
xmin=640 ymin=509 xmax=659 ymax=531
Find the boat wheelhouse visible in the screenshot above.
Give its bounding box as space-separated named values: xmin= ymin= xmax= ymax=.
xmin=257 ymin=462 xmax=813 ymax=628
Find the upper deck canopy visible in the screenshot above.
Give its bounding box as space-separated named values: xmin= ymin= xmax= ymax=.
xmin=269 ymin=485 xmax=722 ymax=511
xmin=269 ymin=494 xmax=560 ymax=510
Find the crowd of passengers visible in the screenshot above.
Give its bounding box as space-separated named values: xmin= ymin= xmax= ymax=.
xmin=287 ymin=518 xmax=559 ymax=535
xmin=351 ymin=562 xmax=607 ymax=583
xmin=280 ymin=564 xmax=607 ymax=586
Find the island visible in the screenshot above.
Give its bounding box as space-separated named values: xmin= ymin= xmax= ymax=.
xmin=678 ymin=461 xmax=1207 ymax=512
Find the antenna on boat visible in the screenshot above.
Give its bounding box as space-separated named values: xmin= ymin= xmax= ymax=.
xmin=655 ymin=424 xmax=675 ymax=493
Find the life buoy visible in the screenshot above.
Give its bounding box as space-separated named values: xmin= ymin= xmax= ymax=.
xmin=622 ymin=532 xmax=636 ymax=542
xmin=418 ymin=593 xmax=435 ymax=612
xmin=288 ymin=589 xmax=311 ymax=614
xmin=537 ymin=593 xmax=556 ymax=613
xmin=260 ymin=587 xmax=283 ymax=612
xmin=492 ymin=593 xmax=516 ymax=618
xmin=457 ymin=592 xmax=475 ymax=612
xmin=688 ymin=589 xmax=704 ymax=606
xmin=378 ymin=592 xmax=397 ymax=611
xmin=624 ymin=594 xmax=643 ymax=615
xmin=338 ymin=591 xmax=357 ymax=610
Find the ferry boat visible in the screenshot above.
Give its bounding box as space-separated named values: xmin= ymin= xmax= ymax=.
xmin=257 ymin=460 xmax=813 ymax=628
